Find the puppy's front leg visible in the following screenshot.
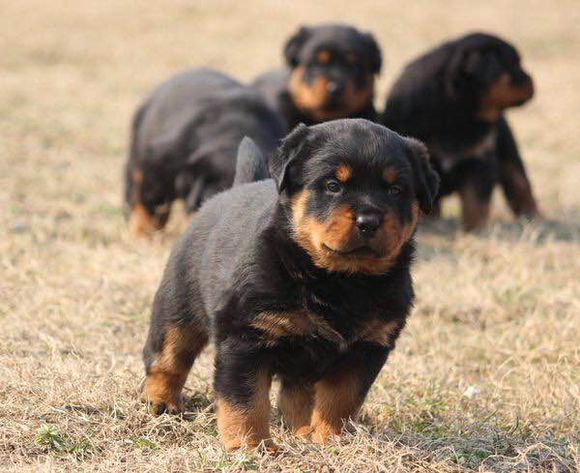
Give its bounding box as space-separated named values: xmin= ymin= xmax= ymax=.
xmin=214 ymin=337 xmax=274 ymax=451
xmin=306 ymin=343 xmax=390 ymax=444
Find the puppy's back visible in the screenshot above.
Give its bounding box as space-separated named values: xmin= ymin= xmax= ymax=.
xmin=163 ymin=180 xmax=277 ymax=321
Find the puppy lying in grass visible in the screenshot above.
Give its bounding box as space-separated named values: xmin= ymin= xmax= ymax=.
xmin=141 ymin=119 xmax=439 ymax=451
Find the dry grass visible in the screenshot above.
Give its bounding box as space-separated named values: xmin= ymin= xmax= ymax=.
xmin=1 ymin=1 xmax=579 ymax=471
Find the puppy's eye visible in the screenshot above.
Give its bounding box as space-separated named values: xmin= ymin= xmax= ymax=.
xmin=387 ymin=185 xmax=402 ymax=196
xmin=326 ymin=179 xmax=342 ymax=193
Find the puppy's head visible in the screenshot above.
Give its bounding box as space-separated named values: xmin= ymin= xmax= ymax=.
xmin=271 ymin=119 xmax=439 ymax=275
xmin=445 ymin=33 xmax=534 ymax=121
xmin=125 ymin=165 xmax=173 ymax=239
xmin=284 ymin=24 xmax=382 ymax=122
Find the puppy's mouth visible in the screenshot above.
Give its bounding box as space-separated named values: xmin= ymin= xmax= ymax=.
xmin=322 ymin=243 xmax=381 ymax=258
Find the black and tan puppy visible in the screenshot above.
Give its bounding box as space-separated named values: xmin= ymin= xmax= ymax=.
xmin=252 ymin=24 xmax=382 ymax=129
xmin=383 ymin=32 xmax=539 ymax=231
xmin=125 ymin=68 xmax=286 ymax=238
xmin=141 ymin=119 xmax=439 ymax=451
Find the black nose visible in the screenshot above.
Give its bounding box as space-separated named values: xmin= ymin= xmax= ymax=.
xmin=356 ymin=214 xmax=381 ymax=235
xmin=326 ymin=81 xmax=344 ymax=98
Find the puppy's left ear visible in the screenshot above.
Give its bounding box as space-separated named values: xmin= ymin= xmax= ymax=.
xmin=284 ymin=27 xmax=311 ymax=68
xmin=363 ymin=32 xmax=382 ymax=74
xmin=270 ymin=123 xmax=311 ymax=193
xmin=404 ymin=138 xmax=440 ymax=214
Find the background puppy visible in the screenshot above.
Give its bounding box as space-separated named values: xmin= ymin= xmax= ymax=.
xmin=142 ymin=119 xmax=439 ymax=451
xmin=252 ymin=24 xmax=382 ymax=129
xmin=125 ymin=68 xmax=286 ymax=238
xmin=383 ymin=32 xmax=539 ymax=231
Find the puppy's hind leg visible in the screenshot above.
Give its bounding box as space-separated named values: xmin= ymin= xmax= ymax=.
xmin=143 ymin=307 xmax=208 ymax=415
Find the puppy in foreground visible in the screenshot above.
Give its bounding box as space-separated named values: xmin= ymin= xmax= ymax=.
xmin=142 ymin=119 xmax=439 ymax=451
xmin=384 ymin=32 xmax=538 ymax=231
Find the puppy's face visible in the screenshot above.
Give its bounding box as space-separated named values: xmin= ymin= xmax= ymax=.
xmin=449 ymin=34 xmax=534 ymax=120
xmin=271 ymin=120 xmax=439 ymax=275
xmin=284 ymin=25 xmax=382 ymax=122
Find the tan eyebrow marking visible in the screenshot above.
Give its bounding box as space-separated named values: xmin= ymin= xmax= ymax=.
xmin=383 ymin=167 xmax=398 ymax=184
xmin=317 ymin=50 xmax=331 ymax=65
xmin=335 ymin=164 xmax=353 ymax=183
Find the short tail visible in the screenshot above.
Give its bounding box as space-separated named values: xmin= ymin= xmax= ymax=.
xmin=233 ymin=137 xmax=270 ymax=186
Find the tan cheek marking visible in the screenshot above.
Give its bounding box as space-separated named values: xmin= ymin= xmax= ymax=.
xmin=383 ymin=167 xmax=398 ymax=184
xmin=323 ymin=205 xmax=354 ymax=249
xmin=380 ymin=201 xmax=419 ymax=255
xmin=289 ymin=68 xmax=329 ymax=112
xmin=335 ymin=164 xmax=353 ymax=183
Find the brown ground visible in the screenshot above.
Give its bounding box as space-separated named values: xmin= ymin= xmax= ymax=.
xmin=1 ymin=1 xmax=579 ymax=471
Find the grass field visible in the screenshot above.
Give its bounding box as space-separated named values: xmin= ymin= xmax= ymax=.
xmin=1 ymin=1 xmax=579 ymax=471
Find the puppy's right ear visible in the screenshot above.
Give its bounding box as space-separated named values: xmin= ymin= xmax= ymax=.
xmin=284 ymin=27 xmax=311 ymax=68
xmin=404 ymin=137 xmax=440 ymax=214
xmin=270 ymin=123 xmax=310 ymax=193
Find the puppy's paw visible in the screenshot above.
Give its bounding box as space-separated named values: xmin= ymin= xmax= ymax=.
xmin=148 ymin=399 xmax=183 ymax=416
xmin=223 ymin=437 xmax=279 ymax=454
xmin=296 ymin=424 xmax=339 ymax=445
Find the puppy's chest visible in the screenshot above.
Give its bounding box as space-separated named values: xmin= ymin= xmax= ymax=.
xmin=249 ymin=290 xmax=404 ymax=351
xmin=431 ymin=131 xmax=497 ymax=172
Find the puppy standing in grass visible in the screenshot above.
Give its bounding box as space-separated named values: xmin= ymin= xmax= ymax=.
xmin=142 ymin=119 xmax=439 ymax=450
xmin=383 ymin=33 xmax=539 ymax=231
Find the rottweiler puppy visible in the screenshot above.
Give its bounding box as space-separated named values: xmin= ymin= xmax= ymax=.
xmin=125 ymin=68 xmax=286 ymax=238
xmin=141 ymin=119 xmax=439 ymax=451
xmin=252 ymin=24 xmax=382 ymax=129
xmin=383 ymin=32 xmax=539 ymax=231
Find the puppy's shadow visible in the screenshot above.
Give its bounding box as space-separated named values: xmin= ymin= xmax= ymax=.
xmin=418 ymin=215 xmax=580 ymax=243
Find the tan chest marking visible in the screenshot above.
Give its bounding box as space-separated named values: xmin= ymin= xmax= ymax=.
xmin=251 ymin=310 xmax=346 ymax=349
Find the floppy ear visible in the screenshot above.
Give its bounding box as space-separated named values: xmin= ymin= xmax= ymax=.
xmin=284 ymin=27 xmax=311 ymax=67
xmin=269 ymin=123 xmax=311 ymax=193
xmin=362 ymin=32 xmax=382 ymax=74
xmin=444 ymin=48 xmax=469 ymax=100
xmin=404 ymin=137 xmax=440 ymax=214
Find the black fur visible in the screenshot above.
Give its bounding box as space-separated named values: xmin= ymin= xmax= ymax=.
xmin=142 ymin=119 xmax=439 ymax=448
